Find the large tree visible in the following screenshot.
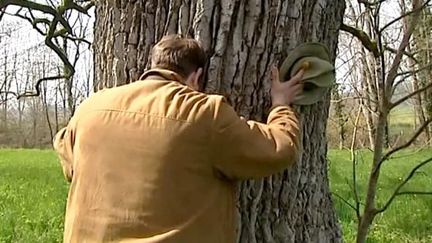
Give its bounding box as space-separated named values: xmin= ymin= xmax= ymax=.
xmin=1 ymin=0 xmax=346 ymax=241
xmin=94 ymin=0 xmax=345 ymax=242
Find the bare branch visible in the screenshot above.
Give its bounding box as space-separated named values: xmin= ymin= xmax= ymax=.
xmin=391 ymin=82 xmax=432 ymax=108
xmin=0 ymin=91 xmax=18 ymax=98
xmin=374 ymin=118 xmax=432 ymax=174
xmin=384 ymin=45 xmax=418 ymax=63
xmin=0 ymin=96 xmax=17 ymax=106
xmin=38 ymin=11 xmax=76 ymax=79
xmin=340 ymin=23 xmax=380 ymax=57
xmin=385 ymin=0 xmax=423 ymax=93
xmin=331 ymin=96 xmax=377 ymax=104
xmin=395 ymin=63 xmax=432 ymax=78
xmin=60 ymin=34 xmax=91 ymax=46
xmin=376 ymin=157 xmax=432 ymax=214
xmin=358 ymin=0 xmax=387 ymax=7
xmin=392 ymin=63 xmax=432 ymax=92
xmin=16 ymin=75 xmax=67 ymax=99
xmin=332 ymin=192 xmax=358 ymax=212
xmin=0 ymin=0 xmax=73 ymax=33
xmin=379 ymin=0 xmax=432 ymax=32
xmin=33 ymin=17 xmax=50 ymax=28
xmin=11 ymin=11 xmax=46 ymax=35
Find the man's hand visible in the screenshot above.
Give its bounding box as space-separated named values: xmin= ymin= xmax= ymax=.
xmin=270 ymin=66 xmax=304 ymax=107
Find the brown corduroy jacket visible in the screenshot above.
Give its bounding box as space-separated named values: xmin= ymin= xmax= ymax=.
xmin=53 ymin=69 xmax=300 ymax=243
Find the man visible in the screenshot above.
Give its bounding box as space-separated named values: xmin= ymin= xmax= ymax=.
xmin=54 ymin=35 xmax=303 ymax=242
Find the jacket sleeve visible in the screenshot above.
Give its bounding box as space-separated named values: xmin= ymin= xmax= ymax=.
xmin=211 ymin=97 xmax=300 ymax=180
xmin=53 ymin=124 xmax=75 ymax=182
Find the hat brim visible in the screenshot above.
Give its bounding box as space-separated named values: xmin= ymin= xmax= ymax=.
xmin=302 ymin=71 xmax=336 ymax=88
xmin=280 ymin=42 xmax=331 ymax=82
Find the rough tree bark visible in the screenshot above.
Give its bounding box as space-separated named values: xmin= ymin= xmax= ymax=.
xmin=93 ymin=0 xmax=345 ymax=242
xmin=414 ymin=6 xmax=432 ymax=142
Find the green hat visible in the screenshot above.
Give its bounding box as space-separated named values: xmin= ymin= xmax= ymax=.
xmin=279 ymin=42 xmax=336 ymax=105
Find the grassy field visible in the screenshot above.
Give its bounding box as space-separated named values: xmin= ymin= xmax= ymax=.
xmin=0 ymin=149 xmax=431 ymax=242
xmin=0 ymin=150 xmax=68 ymax=243
xmin=329 ymin=149 xmax=432 ymax=243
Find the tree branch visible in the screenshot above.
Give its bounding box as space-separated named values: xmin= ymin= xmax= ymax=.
xmin=385 ymin=0 xmax=422 ymax=93
xmin=0 ymin=0 xmax=73 ymax=33
xmin=391 ymin=82 xmax=432 ymax=108
xmin=395 ymin=63 xmax=432 ymax=78
xmin=358 ymin=0 xmax=387 ymax=7
xmin=11 ymin=10 xmax=47 ymax=35
xmin=44 ymin=21 xmax=75 ymax=78
xmin=331 ymin=96 xmax=378 ymax=104
xmin=60 ymin=34 xmax=91 ymax=45
xmin=392 ymin=63 xmax=432 ymax=93
xmin=16 ymin=75 xmax=67 ymax=99
xmin=374 ymin=118 xmax=432 ymax=174
xmin=332 ymin=192 xmax=358 ymax=212
xmin=376 ymin=157 xmax=432 ymax=214
xmin=340 ymin=23 xmax=380 ymax=57
xmin=33 ymin=17 xmax=51 ymax=28
xmin=379 ymin=0 xmax=432 ymax=32
xmin=384 ymin=45 xmax=418 ymax=63
xmin=0 ymin=94 xmax=18 ymax=106
xmin=0 ymin=91 xmax=18 ymax=98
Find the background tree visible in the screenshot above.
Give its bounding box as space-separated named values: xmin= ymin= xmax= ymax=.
xmin=339 ymin=0 xmax=432 ymax=242
xmin=411 ymin=2 xmax=432 ymax=143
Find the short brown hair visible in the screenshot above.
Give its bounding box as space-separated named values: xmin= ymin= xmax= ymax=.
xmin=151 ymin=35 xmax=207 ymax=78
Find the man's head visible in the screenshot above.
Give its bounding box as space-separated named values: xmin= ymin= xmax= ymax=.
xmin=151 ymin=35 xmax=206 ymax=91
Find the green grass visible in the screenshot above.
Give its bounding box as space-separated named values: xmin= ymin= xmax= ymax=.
xmin=0 ymin=149 xmax=68 ymax=243
xmin=389 ymin=105 xmax=416 ymax=129
xmin=0 ymin=149 xmax=431 ymax=242
xmin=329 ymin=149 xmax=432 ymax=243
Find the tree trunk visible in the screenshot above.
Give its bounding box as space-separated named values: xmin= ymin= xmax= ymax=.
xmin=419 ymin=8 xmax=432 ymax=143
xmin=1 ymin=48 xmax=8 ymax=131
xmin=403 ymin=7 xmax=429 ymax=143
xmin=409 ymin=51 xmax=429 ymax=141
xmin=359 ymin=46 xmax=378 ymax=149
xmin=66 ymin=76 xmax=75 ymax=119
xmin=94 ymin=0 xmax=345 ymax=241
xmin=62 ymin=38 xmax=76 ymax=119
xmin=413 ymin=6 xmax=432 ymax=144
xmin=41 ymin=81 xmax=54 ymax=144
xmin=332 ymin=85 xmax=346 ymax=150
xmin=55 ymin=86 xmax=59 ymax=132
xmin=32 ymin=99 xmax=38 ymax=147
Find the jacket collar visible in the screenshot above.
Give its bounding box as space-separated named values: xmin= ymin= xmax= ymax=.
xmin=139 ymin=68 xmax=185 ymax=83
